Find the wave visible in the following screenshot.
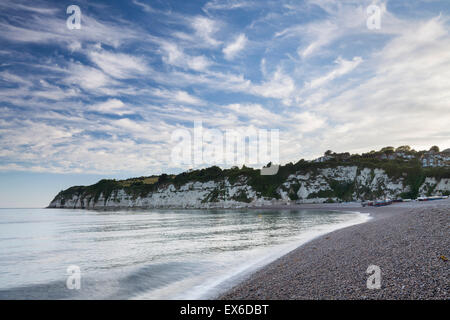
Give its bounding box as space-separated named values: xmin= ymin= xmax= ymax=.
xmin=0 ymin=209 xmax=370 ymax=300
xmin=133 ymin=211 xmax=371 ymax=300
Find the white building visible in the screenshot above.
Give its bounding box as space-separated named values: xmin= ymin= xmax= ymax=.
xmin=313 ymin=155 xmax=333 ymax=163
xmin=421 ymin=151 xmax=449 ymax=167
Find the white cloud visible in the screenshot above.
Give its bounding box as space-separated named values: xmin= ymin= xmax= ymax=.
xmin=150 ymin=88 xmax=206 ymax=106
xmin=223 ymin=33 xmax=248 ymax=60
xmin=298 ymin=16 xmax=450 ymax=157
xmin=225 ymin=103 xmax=280 ymax=124
xmin=0 ymin=2 xmax=58 ymax=14
xmin=290 ymin=112 xmax=326 ymax=133
xmin=0 ymin=10 xmax=141 ymax=48
xmin=89 ymin=99 xmax=132 ymax=115
xmin=251 ymin=68 xmax=296 ymax=104
xmin=187 ymin=56 xmax=212 ymax=72
xmin=65 ymin=63 xmax=115 ymax=92
xmin=297 ymin=21 xmax=340 ymax=58
xmin=275 ymin=1 xmax=392 ymax=59
xmin=160 ymin=42 xmax=212 ymax=71
xmin=132 ymin=0 xmax=156 ymax=13
xmin=308 ymin=56 xmax=363 ymax=89
xmin=68 ymin=41 xmax=82 ymax=52
xmin=190 ymin=16 xmax=222 ymax=47
xmin=0 ymin=71 xmax=32 ymax=86
xmin=174 ymin=91 xmax=205 ymax=105
xmin=1 ymin=0 xmax=450 ymax=177
xmin=203 ymin=0 xmax=253 ymax=12
xmin=88 ymin=50 xmax=148 ymax=79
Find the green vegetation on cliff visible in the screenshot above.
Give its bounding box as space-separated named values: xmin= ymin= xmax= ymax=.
xmin=50 ymin=146 xmax=450 ymax=205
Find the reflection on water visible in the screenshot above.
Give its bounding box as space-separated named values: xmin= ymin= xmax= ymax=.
xmin=0 ymin=208 xmax=368 ymax=299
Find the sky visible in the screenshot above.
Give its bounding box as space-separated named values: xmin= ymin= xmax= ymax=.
xmin=0 ymin=0 xmax=450 ymax=207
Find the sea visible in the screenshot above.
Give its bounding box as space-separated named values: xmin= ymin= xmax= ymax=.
xmin=0 ymin=208 xmax=369 ymax=299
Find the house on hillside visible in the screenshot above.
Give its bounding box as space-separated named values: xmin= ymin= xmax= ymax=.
xmin=421 ymin=150 xmax=450 ymax=167
xmin=395 ymin=152 xmax=415 ymax=160
xmin=379 ymin=153 xmax=396 ymax=160
xmin=313 ymin=155 xmax=333 ymax=163
xmin=334 ymin=152 xmax=351 ymax=162
xmin=442 ymin=149 xmax=450 ymax=165
xmin=313 ymin=152 xmax=351 ymax=163
xmin=377 ymin=151 xmax=415 ymax=161
xmin=442 ymin=148 xmax=450 ymax=158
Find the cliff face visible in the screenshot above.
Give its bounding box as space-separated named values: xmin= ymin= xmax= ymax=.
xmin=49 ymin=178 xmax=272 ymax=209
xmin=48 ymin=166 xmax=450 ymax=209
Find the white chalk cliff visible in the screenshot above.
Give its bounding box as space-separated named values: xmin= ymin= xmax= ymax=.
xmin=48 ymin=166 xmax=450 ymax=209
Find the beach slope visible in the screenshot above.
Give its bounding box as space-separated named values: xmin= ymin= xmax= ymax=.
xmin=221 ymin=201 xmax=449 ymax=299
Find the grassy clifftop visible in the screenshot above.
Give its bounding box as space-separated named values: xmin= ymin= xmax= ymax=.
xmin=50 ymin=156 xmax=450 ymax=206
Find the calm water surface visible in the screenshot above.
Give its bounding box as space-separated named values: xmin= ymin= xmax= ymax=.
xmin=0 ymin=208 xmax=369 ymax=299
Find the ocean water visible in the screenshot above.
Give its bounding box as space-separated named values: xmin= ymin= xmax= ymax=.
xmin=0 ymin=208 xmax=369 ymax=299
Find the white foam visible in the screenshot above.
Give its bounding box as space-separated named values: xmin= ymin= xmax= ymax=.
xmin=132 ymin=211 xmax=371 ymax=300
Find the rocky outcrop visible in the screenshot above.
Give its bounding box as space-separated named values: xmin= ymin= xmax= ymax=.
xmin=48 ymin=166 xmax=450 ymax=209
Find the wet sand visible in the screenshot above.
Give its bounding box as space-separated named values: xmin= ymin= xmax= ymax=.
xmin=220 ymin=200 xmax=449 ymax=299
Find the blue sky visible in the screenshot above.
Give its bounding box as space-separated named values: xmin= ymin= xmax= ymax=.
xmin=0 ymin=0 xmax=450 ymax=207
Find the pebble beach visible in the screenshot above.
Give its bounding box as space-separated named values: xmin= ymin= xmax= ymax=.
xmin=220 ymin=200 xmax=449 ymax=300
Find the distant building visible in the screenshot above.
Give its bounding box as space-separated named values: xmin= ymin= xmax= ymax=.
xmin=312 ymin=147 xmax=449 ymax=167
xmin=443 ymin=152 xmax=450 ymax=166
xmin=421 ymin=150 xmax=450 ymax=167
xmin=313 ymin=155 xmax=333 ymax=163
xmin=395 ymin=152 xmax=415 ymax=160
xmin=334 ymin=152 xmax=351 ymax=161
xmin=378 ymin=153 xmax=396 ymax=160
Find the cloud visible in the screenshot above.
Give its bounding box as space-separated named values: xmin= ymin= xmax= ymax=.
xmin=223 ymin=34 xmax=248 ymax=60
xmin=190 ymin=16 xmax=222 ymax=47
xmin=160 ymin=42 xmax=212 ymax=71
xmin=89 ymin=99 xmax=133 ymax=115
xmin=1 ymin=0 xmax=449 ymax=177
xmin=0 ymin=71 xmax=33 ymax=86
xmin=308 ymin=56 xmax=363 ymax=89
xmin=299 ymin=15 xmax=450 ymax=156
xmin=64 ymin=63 xmax=116 ymax=92
xmin=0 ymin=7 xmax=141 ymax=48
xmin=275 ymin=1 xmax=391 ymax=59
xmin=88 ymin=50 xmax=149 ymax=79
xmin=174 ymin=91 xmax=205 ymax=105
xmin=251 ymin=68 xmax=296 ymax=104
xmin=0 ymin=2 xmax=58 ymax=15
xmin=132 ymin=0 xmax=157 ymax=13
xmin=203 ymin=0 xmax=253 ymax=12
xmin=149 ymin=88 xmax=206 ymax=106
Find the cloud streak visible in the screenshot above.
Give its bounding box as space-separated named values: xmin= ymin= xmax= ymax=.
xmin=223 ymin=33 xmax=248 ymax=60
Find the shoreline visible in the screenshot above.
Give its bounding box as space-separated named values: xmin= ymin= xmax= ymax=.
xmin=198 ymin=209 xmax=371 ymax=299
xmin=219 ymin=200 xmax=449 ymax=300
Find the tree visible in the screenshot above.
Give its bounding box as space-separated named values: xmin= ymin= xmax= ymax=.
xmin=429 ymin=146 xmax=440 ymax=153
xmin=396 ymin=145 xmax=411 ymax=153
xmin=158 ymin=174 xmax=169 ymax=183
xmin=380 ymin=146 xmax=395 ymax=154
xmin=324 ymin=150 xmax=333 ymax=156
